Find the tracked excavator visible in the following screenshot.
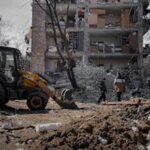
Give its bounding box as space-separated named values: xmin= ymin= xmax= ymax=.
xmin=0 ymin=46 xmax=78 ymax=110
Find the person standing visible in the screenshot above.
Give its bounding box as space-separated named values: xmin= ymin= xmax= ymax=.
xmin=97 ymin=78 xmax=107 ymax=103
xmin=114 ymin=72 xmax=125 ymax=101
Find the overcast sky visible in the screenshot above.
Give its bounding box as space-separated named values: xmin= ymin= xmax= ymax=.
xmin=0 ymin=0 xmax=32 ymax=31
xmin=0 ymin=0 xmax=32 ymax=54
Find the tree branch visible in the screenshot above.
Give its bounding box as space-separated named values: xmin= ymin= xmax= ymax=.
xmin=35 ymin=0 xmax=66 ymax=64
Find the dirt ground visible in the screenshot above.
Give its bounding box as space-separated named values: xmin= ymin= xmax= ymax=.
xmin=0 ymin=98 xmax=150 ymax=150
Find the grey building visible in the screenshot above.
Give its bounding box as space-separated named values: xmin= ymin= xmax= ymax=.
xmin=31 ymin=0 xmax=149 ymax=76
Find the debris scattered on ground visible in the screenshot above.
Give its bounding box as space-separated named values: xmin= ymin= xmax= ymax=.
xmin=35 ymin=123 xmax=62 ymax=133
xmin=0 ymin=99 xmax=150 ymax=150
xmin=27 ymin=99 xmax=150 ymax=150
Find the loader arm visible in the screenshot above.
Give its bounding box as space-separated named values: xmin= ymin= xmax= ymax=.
xmin=18 ymin=70 xmax=78 ymax=109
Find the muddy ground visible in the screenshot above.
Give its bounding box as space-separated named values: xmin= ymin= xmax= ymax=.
xmin=0 ymin=99 xmax=150 ymax=150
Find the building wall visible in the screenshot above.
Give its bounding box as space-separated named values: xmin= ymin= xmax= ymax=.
xmin=32 ymin=0 xmax=145 ymax=74
xmin=45 ymin=59 xmax=58 ymax=73
xmin=31 ymin=1 xmax=46 ymax=74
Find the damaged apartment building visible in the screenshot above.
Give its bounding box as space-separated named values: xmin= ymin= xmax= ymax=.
xmin=31 ymin=0 xmax=150 ymax=76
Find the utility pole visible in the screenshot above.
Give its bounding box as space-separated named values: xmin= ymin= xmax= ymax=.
xmin=0 ymin=16 xmax=2 ymax=44
xmin=82 ymin=0 xmax=89 ymax=66
xmin=31 ymin=0 xmax=47 ymax=74
xmin=138 ymin=0 xmax=144 ymax=83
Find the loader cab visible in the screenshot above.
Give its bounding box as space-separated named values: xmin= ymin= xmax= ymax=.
xmin=0 ymin=46 xmax=24 ymax=85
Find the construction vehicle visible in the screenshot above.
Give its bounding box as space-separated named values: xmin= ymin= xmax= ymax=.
xmin=0 ymin=46 xmax=78 ymax=110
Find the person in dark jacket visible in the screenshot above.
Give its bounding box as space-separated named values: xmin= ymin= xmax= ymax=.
xmin=97 ymin=78 xmax=107 ymax=103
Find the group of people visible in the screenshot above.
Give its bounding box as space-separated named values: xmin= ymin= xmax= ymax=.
xmin=97 ymin=72 xmax=125 ymax=103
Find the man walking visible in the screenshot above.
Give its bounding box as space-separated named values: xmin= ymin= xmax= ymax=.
xmin=114 ymin=72 xmax=125 ymax=101
xmin=97 ymin=78 xmax=107 ymax=103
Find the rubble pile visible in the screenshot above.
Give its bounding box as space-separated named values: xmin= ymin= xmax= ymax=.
xmin=74 ymin=64 xmax=116 ymax=102
xmin=27 ymin=101 xmax=150 ymax=150
xmin=50 ymin=64 xmax=116 ymax=102
xmin=144 ymin=55 xmax=150 ymax=78
xmin=53 ymin=64 xmax=150 ymax=102
xmin=0 ymin=100 xmax=96 ymax=150
xmin=0 ymin=112 xmax=38 ymax=150
xmin=0 ymin=100 xmax=150 ymax=150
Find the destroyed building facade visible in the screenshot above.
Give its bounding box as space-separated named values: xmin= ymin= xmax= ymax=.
xmin=31 ymin=0 xmax=150 ymax=77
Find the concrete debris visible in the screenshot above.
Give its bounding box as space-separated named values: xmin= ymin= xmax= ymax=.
xmin=98 ymin=136 xmax=108 ymax=145
xmin=137 ymin=122 xmax=150 ymax=132
xmin=74 ymin=65 xmax=116 ymax=102
xmin=35 ymin=123 xmax=62 ymax=133
xmin=147 ymin=131 xmax=150 ymax=141
xmin=27 ymin=139 xmax=33 ymax=144
xmin=7 ymin=115 xmax=17 ymax=119
xmin=1 ymin=122 xmax=12 ymax=129
xmin=15 ymin=143 xmax=20 ymax=147
xmin=53 ymin=64 xmax=150 ymax=102
xmin=132 ymin=126 xmax=139 ymax=132
xmin=144 ymin=56 xmax=150 ymax=78
xmin=148 ymin=115 xmax=150 ymax=122
xmin=25 ymin=102 xmax=150 ymax=150
xmin=43 ymin=62 xmax=150 ymax=104
xmin=147 ymin=144 xmax=150 ymax=150
xmin=138 ymin=144 xmax=145 ymax=150
xmin=0 ymin=99 xmax=150 ymax=149
xmin=133 ymin=120 xmax=140 ymax=125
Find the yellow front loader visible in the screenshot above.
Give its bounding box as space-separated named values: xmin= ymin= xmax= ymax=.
xmin=0 ymin=46 xmax=78 ymax=110
xmin=19 ymin=71 xmax=78 ymax=110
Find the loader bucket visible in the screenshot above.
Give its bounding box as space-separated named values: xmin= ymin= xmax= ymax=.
xmin=48 ymin=87 xmax=78 ymax=109
xmin=58 ymin=100 xmax=78 ymax=109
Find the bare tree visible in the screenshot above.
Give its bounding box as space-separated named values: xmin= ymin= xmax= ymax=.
xmin=35 ymin=0 xmax=78 ymax=89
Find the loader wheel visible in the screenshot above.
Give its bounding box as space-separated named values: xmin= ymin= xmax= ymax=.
xmin=27 ymin=92 xmax=48 ymax=111
xmin=0 ymin=84 xmax=7 ymax=107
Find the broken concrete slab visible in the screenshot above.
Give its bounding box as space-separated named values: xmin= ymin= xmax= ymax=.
xmin=35 ymin=123 xmax=62 ymax=133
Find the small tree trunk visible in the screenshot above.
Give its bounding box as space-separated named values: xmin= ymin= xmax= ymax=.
xmin=67 ymin=68 xmax=78 ymax=89
xmin=35 ymin=0 xmax=78 ymax=89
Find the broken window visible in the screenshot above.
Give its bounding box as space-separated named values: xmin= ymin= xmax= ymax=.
xmin=68 ymin=31 xmax=84 ymax=51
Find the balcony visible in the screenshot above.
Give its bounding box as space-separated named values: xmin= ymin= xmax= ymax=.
xmin=88 ymin=53 xmax=138 ymax=59
xmin=88 ymin=3 xmax=138 ymax=9
xmin=89 ymin=28 xmax=138 ymax=35
xmin=88 ymin=7 xmax=138 ymax=30
xmin=46 ymin=16 xmax=84 ymax=34
xmin=46 ymin=14 xmax=84 ymax=32
xmin=77 ymin=0 xmax=138 ymax=8
xmin=46 ymin=26 xmax=84 ymax=35
xmin=46 ymin=51 xmax=83 ymax=59
xmin=89 ymin=41 xmax=139 ymax=56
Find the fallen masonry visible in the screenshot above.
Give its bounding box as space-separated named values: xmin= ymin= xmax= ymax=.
xmin=28 ymin=101 xmax=150 ymax=150
xmin=0 ymin=99 xmax=150 ymax=150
